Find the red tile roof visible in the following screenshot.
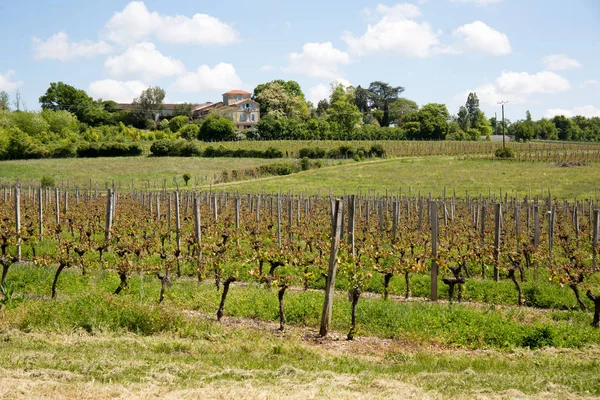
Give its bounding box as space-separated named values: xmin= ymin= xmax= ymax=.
xmin=223 ymin=90 xmax=251 ymax=95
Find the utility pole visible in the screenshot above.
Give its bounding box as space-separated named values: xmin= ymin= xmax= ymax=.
xmin=497 ymin=101 xmax=508 ymax=149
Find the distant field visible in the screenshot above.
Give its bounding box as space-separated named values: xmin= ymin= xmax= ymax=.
xmin=1 ymin=141 xmax=600 ymax=198
xmin=217 ymin=156 xmax=600 ymax=199
xmin=0 ymin=157 xmax=288 ymax=189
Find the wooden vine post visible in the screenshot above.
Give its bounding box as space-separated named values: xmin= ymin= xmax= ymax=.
xmin=593 ymin=209 xmax=599 ymax=270
xmin=319 ymin=198 xmax=344 ymax=337
xmin=38 ymin=187 xmax=43 ymax=239
xmin=105 ymin=189 xmax=114 ymax=241
xmin=494 ymin=203 xmax=502 ymax=282
xmin=430 ymin=201 xmax=439 ymax=301
xmin=175 ymin=191 xmax=182 ymax=277
xmin=15 ymin=186 xmax=21 ymax=262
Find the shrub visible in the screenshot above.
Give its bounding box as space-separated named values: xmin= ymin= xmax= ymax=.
xmin=150 ymin=139 xmax=173 ymax=157
xmin=77 ymin=142 xmax=143 ymax=158
xmin=40 ymin=176 xmax=55 ymax=188
xmin=169 ymin=115 xmax=189 ymax=133
xmin=183 ymin=173 xmax=191 ymax=186
xmin=300 ymin=157 xmax=310 ymax=171
xmin=522 ymin=325 xmax=556 ymax=349
xmin=369 ymin=144 xmax=386 ymax=157
xmin=179 ymin=124 xmax=200 ymax=141
xmin=495 ymin=147 xmax=515 ymax=159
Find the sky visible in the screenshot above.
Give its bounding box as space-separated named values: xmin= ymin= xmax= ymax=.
xmin=0 ymin=0 xmax=599 ymax=121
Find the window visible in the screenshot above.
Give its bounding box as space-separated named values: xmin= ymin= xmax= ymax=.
xmin=250 ymin=113 xmax=256 ymax=122
xmin=236 ymin=94 xmax=242 ymax=101
xmin=240 ymin=113 xmax=247 ymax=122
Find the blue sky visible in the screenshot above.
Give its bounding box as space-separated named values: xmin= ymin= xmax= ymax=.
xmin=0 ymin=0 xmax=599 ymax=121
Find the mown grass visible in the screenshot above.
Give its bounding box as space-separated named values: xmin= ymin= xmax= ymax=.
xmin=2 ymin=154 xmax=600 ymax=199
xmin=0 ymin=156 xmax=290 ymax=188
xmin=220 ymin=156 xmax=600 ymax=198
xmin=2 ymin=264 xmax=600 ymax=398
xmin=3 ymin=264 xmax=600 ymax=350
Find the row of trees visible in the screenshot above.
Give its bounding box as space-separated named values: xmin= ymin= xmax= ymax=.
xmin=1 ymin=81 xmax=600 ymax=146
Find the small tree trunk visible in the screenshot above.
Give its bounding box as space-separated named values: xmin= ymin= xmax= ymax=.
xmin=215 ymin=269 xmax=221 ymax=291
xmin=114 ymin=271 xmax=128 ymax=295
xmin=278 ymin=284 xmax=288 ymax=331
xmin=51 ymin=264 xmax=66 ymax=299
xmin=1 ymin=262 xmax=11 ymax=287
xmin=508 ymin=269 xmax=523 ymax=306
xmin=303 ymin=266 xmax=309 ymax=291
xmin=586 ymin=290 xmax=600 ymax=328
xmin=570 ymin=284 xmax=587 ymax=311
xmin=217 ymin=277 xmax=236 ymax=321
xmin=157 ymin=272 xmax=170 ymax=304
xmin=383 ymin=273 xmax=393 ymax=301
xmin=404 ymin=271 xmax=410 ymax=299
xmin=347 ymin=287 xmax=361 ymax=340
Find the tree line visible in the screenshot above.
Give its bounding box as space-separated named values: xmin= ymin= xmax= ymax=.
xmin=1 ymin=80 xmax=600 ymax=160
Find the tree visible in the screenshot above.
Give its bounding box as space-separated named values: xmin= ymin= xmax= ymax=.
xmin=132 ymin=86 xmax=165 ymax=127
xmin=326 ymin=85 xmax=362 ymax=137
xmin=389 ymin=98 xmax=418 ymax=124
xmin=513 ymin=121 xmax=535 ymax=141
xmin=535 ymin=118 xmax=558 ymax=140
xmin=367 ymin=81 xmax=405 ymax=127
xmin=173 ymin=103 xmax=194 ymax=118
xmin=0 ymin=91 xmax=9 ymax=111
xmin=254 ymin=82 xmax=308 ymax=119
xmin=552 ymin=115 xmax=574 ymax=141
xmin=353 ymin=85 xmax=370 ymax=113
xmin=465 ymin=93 xmax=480 ymax=129
xmin=457 ymin=106 xmax=470 ymax=132
xmin=179 ymin=123 xmax=200 ymax=140
xmin=415 ymin=103 xmax=450 ymax=140
xmin=199 ymin=114 xmax=236 ymax=141
xmin=39 ymin=82 xmax=92 ymax=121
xmin=316 ymin=99 xmax=329 ymax=117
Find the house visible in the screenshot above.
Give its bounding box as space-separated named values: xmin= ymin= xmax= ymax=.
xmin=114 ymin=89 xmax=260 ymax=129
xmin=220 ymin=90 xmax=260 ymax=130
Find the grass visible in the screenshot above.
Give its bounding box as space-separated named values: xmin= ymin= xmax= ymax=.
xmin=2 ymin=264 xmax=600 ymax=398
xmin=217 ymin=156 xmax=600 ymax=198
xmin=0 ymin=156 xmax=290 ymax=188
xmin=1 ymin=150 xmax=600 ymax=199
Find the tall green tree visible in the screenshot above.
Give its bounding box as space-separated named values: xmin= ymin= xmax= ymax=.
xmin=411 ymin=103 xmax=450 ymax=140
xmin=132 ymin=86 xmax=165 ymax=127
xmin=457 ymin=106 xmax=470 ymax=132
xmin=367 ymin=81 xmax=405 ymax=127
xmin=254 ymin=82 xmax=308 ymax=119
xmin=552 ymin=115 xmax=574 ymax=141
xmin=389 ymin=98 xmax=418 ymax=124
xmin=39 ymin=82 xmax=93 ymax=122
xmin=465 ymin=92 xmax=480 ymax=129
xmin=0 ymin=91 xmax=9 ymax=111
xmin=327 ymin=85 xmax=362 ymax=136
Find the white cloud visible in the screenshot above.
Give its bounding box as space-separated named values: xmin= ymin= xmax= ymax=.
xmin=171 ymin=63 xmax=242 ymax=93
xmin=284 ymin=42 xmax=351 ymax=78
xmin=582 ymin=79 xmax=600 ymax=88
xmin=450 ymin=21 xmax=511 ymax=55
xmin=496 ymin=71 xmax=570 ymax=94
xmin=32 ymin=31 xmax=112 ymax=61
xmin=88 ymin=79 xmax=148 ymax=102
xmin=459 ymin=70 xmax=571 ymax=106
xmin=542 ymin=54 xmax=582 ymax=71
xmin=104 ymin=1 xmax=238 ymax=45
xmin=104 ymin=42 xmax=185 ymax=81
xmin=308 ymin=79 xmax=352 ymax=105
xmin=545 ymin=106 xmax=600 ymax=118
xmin=259 ymin=64 xmax=274 ymax=72
xmin=342 ymin=3 xmax=440 ymax=57
xmin=451 ymin=0 xmax=503 ymax=5
xmin=0 ymin=70 xmax=24 ymax=91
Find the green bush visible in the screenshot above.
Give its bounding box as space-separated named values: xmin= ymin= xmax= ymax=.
xmin=300 ymin=157 xmax=310 ymax=171
xmin=149 ymin=139 xmax=173 ymax=157
xmin=179 ymin=124 xmax=200 ymax=141
xmin=495 ymin=147 xmax=515 ymax=158
xmin=369 ymin=144 xmax=386 ymax=157
xmin=40 ymin=176 xmax=55 ymax=188
xmin=77 ymin=142 xmax=143 ymax=158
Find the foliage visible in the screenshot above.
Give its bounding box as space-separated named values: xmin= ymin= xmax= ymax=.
xmin=199 ymin=114 xmax=236 ymax=141
xmin=494 ymin=147 xmax=515 ymax=158
xmin=179 ymin=123 xmax=200 ymax=141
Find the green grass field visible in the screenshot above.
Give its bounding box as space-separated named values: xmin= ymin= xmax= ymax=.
xmin=1 ymin=155 xmax=599 ymax=198
xmin=2 ymin=264 xmax=599 ymax=399
xmin=2 ymin=145 xmax=600 ymax=398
